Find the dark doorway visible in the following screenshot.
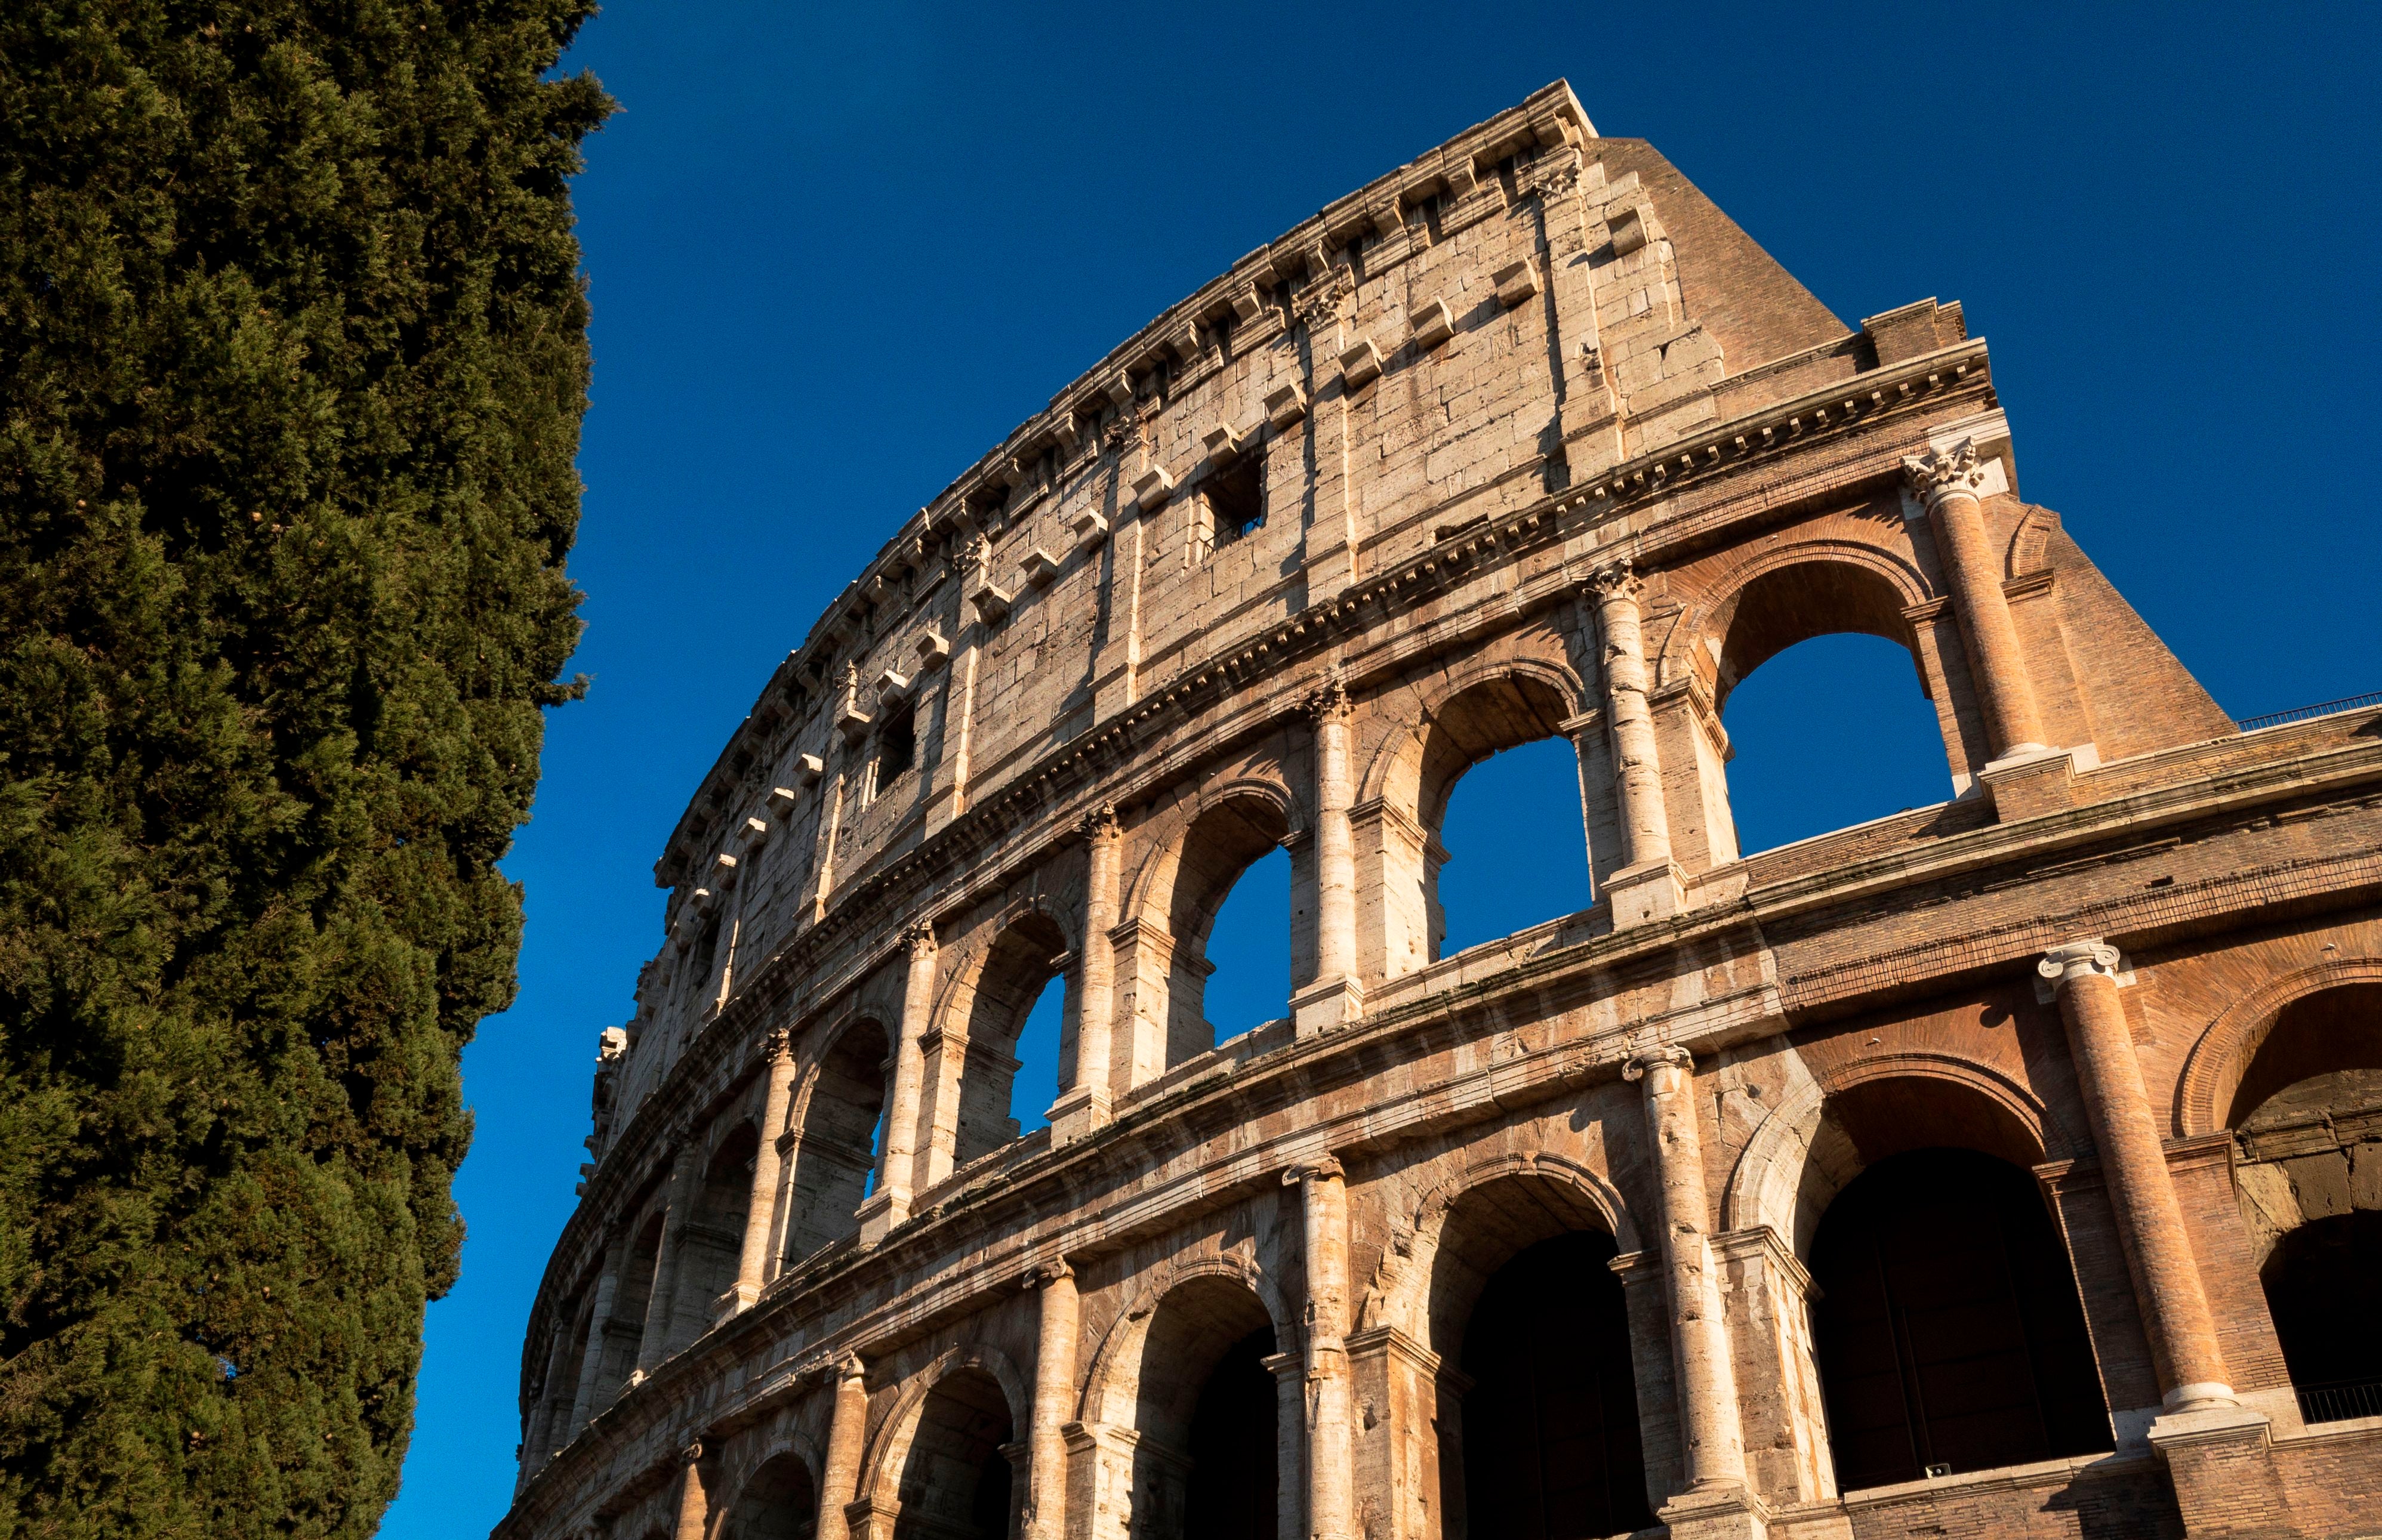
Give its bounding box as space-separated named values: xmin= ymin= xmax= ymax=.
xmin=2261 ymin=1209 xmax=2382 ymax=1419
xmin=893 ymin=1368 xmax=1015 ymax=1539
xmin=1461 ymin=1229 xmax=1652 ymax=1539
xmin=728 ymin=1452 xmax=818 ymax=1540
xmin=1810 ymin=1147 xmax=2112 ymax=1488
xmin=1184 ymin=1326 xmax=1278 ymax=1539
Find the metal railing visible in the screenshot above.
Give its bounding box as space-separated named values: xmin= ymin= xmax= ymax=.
xmin=2295 ymin=1378 xmax=2382 ymax=1424
xmin=2233 ymin=692 xmax=2382 ymax=734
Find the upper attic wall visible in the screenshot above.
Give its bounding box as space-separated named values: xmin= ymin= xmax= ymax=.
xmin=1586 ymin=139 xmax=1847 ymax=374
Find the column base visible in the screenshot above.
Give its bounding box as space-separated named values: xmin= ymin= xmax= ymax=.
xmin=714 ymin=1281 xmax=760 ymax=1323
xmin=2147 ymin=1402 xmax=2292 ymax=1540
xmin=855 ymin=1186 xmax=910 ymax=1246
xmin=1979 ymin=746 xmax=2073 ymax=822
xmin=1291 ymin=973 xmax=1365 ymax=1036
xmin=1605 ymin=859 xmax=1687 ymax=928
xmin=1044 ymin=1084 xmax=1111 ymax=1147
xmin=1659 ymin=1484 xmax=1773 ymax=1540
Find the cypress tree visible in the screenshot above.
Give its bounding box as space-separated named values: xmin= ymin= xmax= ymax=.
xmin=0 ymin=3 xmax=609 ymax=1533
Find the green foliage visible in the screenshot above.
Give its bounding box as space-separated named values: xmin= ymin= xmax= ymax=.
xmin=0 ymin=3 xmax=608 ymax=1532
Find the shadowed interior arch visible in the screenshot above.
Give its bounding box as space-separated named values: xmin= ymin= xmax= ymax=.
xmin=727 ymin=1451 xmax=818 ymax=1540
xmin=1123 ymin=1275 xmax=1280 ymax=1540
xmin=892 ymin=1368 xmax=1017 ymax=1539
xmin=783 ymin=1017 xmax=890 ymax=1265
xmin=677 ymin=1122 xmax=759 ymax=1341
xmin=1809 ymin=1147 xmax=2111 ymax=1487
xmin=1427 ymin=1174 xmax=1651 ymax=1539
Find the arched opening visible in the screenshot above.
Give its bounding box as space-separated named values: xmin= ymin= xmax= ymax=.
xmin=784 ymin=1018 xmax=890 ymax=1265
xmin=1200 ymin=845 xmax=1290 ymax=1044
xmin=677 ymin=1123 xmax=759 ymax=1338
xmin=1436 ymin=737 xmax=1592 ymax=957
xmin=1126 ymin=1276 xmax=1279 ymax=1540
xmin=599 ymin=1212 xmax=665 ymax=1394
xmin=1009 ymin=976 xmax=1065 ymax=1135
xmin=1429 ymin=1175 xmax=1650 ymax=1538
xmin=947 ymin=912 xmax=1069 ymax=1168
xmin=1160 ymin=797 xmax=1293 ymax=1066
xmin=1704 ymin=561 xmax=1953 ymax=856
xmin=1810 ymin=1148 xmax=2110 ymax=1488
xmin=727 ymin=1451 xmax=818 ymax=1540
xmin=2224 ymin=982 xmax=2382 ymax=1419
xmin=892 ymin=1368 xmax=1017 ymax=1539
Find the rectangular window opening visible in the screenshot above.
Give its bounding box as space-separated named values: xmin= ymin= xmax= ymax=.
xmin=1208 ymin=457 xmax=1264 ymax=548
xmin=877 ymin=702 xmax=916 ymax=783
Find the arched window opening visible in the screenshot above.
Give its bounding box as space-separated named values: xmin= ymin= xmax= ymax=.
xmin=1810 ymin=1148 xmax=2110 ymax=1489
xmin=1390 ymin=672 xmax=1588 ymax=976
xmin=1428 ymin=1176 xmax=1650 ymax=1539
xmin=1161 ymin=798 xmax=1292 ymax=1066
xmin=1201 ymin=845 xmax=1290 ymax=1044
xmin=1703 ymin=563 xmax=1952 ymax=856
xmin=1009 ymin=975 xmax=1065 ymax=1135
xmin=1435 ymin=737 xmax=1591 ymax=957
xmin=949 ymin=912 xmax=1068 ymax=1169
xmin=677 ymin=1123 xmax=759 ymax=1339
xmin=728 ymin=1452 xmax=818 ymax=1540
xmin=893 ymin=1369 xmax=1016 ymax=1539
xmin=2225 ymin=983 xmax=2382 ymax=1420
xmin=599 ymin=1214 xmax=665 ymax=1395
xmin=1127 ymin=1277 xmax=1279 ymax=1540
xmin=784 ymin=1019 xmax=889 ymax=1265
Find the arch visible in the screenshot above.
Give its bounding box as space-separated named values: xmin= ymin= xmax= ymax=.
xmin=2174 ymin=959 xmax=2382 ymax=1137
xmin=718 ymin=1438 xmax=824 ymax=1540
xmin=1724 ymin=1053 xmax=2075 ymax=1262
xmin=674 ymin=1119 xmax=760 ymax=1338
xmin=1809 ymin=1147 xmax=2112 ymax=1487
xmin=1656 ymin=539 xmax=1933 ymax=706
xmin=933 ymin=906 xmax=1073 ymax=1170
xmin=1120 ymin=782 xmax=1297 ymax=1076
xmin=2005 ymin=504 xmax=2059 ymax=579
xmin=862 ymin=1344 xmax=1030 ymax=1539
xmin=1354 ymin=663 xmax=1594 ymax=979
xmin=2260 ymin=1212 xmax=2382 ymax=1419
xmin=1080 ymin=1249 xmax=1295 ymax=1428
xmin=781 ymin=1014 xmax=892 ymax=1266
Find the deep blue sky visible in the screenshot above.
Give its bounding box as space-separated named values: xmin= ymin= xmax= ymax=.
xmin=380 ymin=4 xmax=2380 ymax=1533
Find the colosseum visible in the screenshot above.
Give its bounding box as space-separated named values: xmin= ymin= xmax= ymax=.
xmin=499 ymin=82 xmax=2382 ymax=1540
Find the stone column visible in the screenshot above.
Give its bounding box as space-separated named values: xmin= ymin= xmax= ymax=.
xmin=1903 ymin=440 xmax=2046 ymax=761
xmin=861 ymin=919 xmax=935 ymax=1242
xmin=2038 ymin=943 xmax=2233 ymax=1407
xmin=1591 ymin=561 xmax=1685 ymax=924
xmin=520 ymin=1317 xmax=576 ymax=1482
xmin=638 ymin=1142 xmax=700 ymax=1377
xmin=815 ymin=1353 xmax=870 ymax=1540
xmin=1285 ymin=1156 xmax=1354 ymax=1540
xmin=1022 ymin=1261 xmax=1078 ymax=1540
xmin=727 ymin=1029 xmax=798 ymax=1316
xmin=1050 ymin=808 xmax=1119 ymax=1143
xmin=1292 ymin=675 xmax=1365 ymax=1035
xmin=1625 ymin=1047 xmax=1760 ymax=1534
xmin=672 ymin=1441 xmax=712 ymax=1540
xmin=566 ymin=1234 xmax=625 ymax=1432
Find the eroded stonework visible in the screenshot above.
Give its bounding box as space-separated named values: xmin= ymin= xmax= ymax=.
xmin=503 ymin=82 xmax=2382 ymax=1540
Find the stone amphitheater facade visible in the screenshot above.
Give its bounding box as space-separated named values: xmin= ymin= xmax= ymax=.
xmin=500 ymin=82 xmax=2382 ymax=1540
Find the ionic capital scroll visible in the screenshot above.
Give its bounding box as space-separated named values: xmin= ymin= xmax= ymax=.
xmin=1281 ymin=1153 xmax=1346 ymax=1187
xmin=1622 ymin=1044 xmax=1694 ymax=1084
xmin=2038 ymin=940 xmax=2123 ymax=990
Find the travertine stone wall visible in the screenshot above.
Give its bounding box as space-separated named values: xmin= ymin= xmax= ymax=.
xmin=506 ymin=82 xmax=2381 ymax=1540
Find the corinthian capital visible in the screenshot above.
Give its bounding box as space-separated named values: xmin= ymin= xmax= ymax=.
xmin=1900 ymin=437 xmax=1990 ymax=508
xmin=1077 ymin=803 xmax=1119 ymax=845
xmin=1303 ymin=671 xmax=1352 ymax=727
xmin=2038 ymin=940 xmax=2122 ymax=989
xmin=1586 ymin=558 xmax=1640 ymax=603
xmin=901 ymin=917 xmax=938 ymax=958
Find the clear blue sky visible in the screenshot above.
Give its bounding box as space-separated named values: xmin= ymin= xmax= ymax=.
xmin=379 ymin=3 xmax=2380 ymax=1533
